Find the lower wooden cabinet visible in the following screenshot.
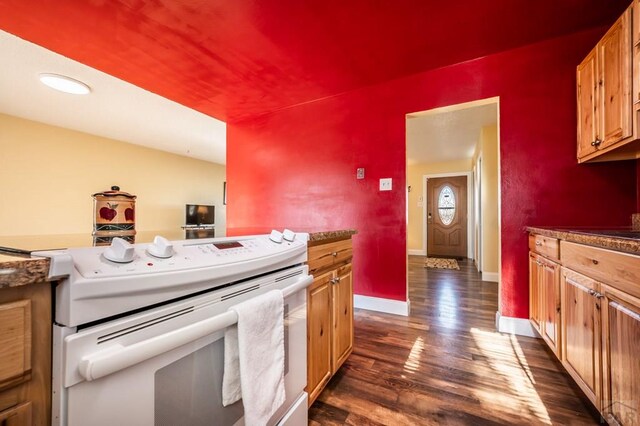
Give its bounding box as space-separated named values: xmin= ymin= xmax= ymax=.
xmin=306 ymin=236 xmax=354 ymax=406
xmin=601 ymin=284 xmax=640 ymax=425
xmin=560 ymin=268 xmax=602 ymax=410
xmin=529 ymin=232 xmax=640 ymax=425
xmin=529 ymin=252 xmax=561 ymax=358
xmin=0 ymin=283 xmax=51 ymax=426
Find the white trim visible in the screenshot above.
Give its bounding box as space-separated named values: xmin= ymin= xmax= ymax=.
xmin=481 ymin=271 xmax=499 ymax=283
xmin=407 ymin=249 xmax=426 ymax=256
xmin=354 ymin=295 xmax=410 ymax=316
xmin=495 ymin=311 xmax=539 ymax=338
xmin=407 ymin=96 xmax=500 ymax=117
xmin=422 ymin=171 xmax=474 ymax=259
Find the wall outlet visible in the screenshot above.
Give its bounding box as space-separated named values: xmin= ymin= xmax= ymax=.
xmin=356 ymin=168 xmax=365 ymax=179
xmin=379 ymin=178 xmax=392 ymax=191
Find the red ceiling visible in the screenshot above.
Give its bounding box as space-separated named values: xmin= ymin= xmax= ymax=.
xmin=0 ymin=0 xmax=629 ymax=122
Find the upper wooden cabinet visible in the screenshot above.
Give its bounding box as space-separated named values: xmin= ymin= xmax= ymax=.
xmin=577 ymin=5 xmax=637 ymax=162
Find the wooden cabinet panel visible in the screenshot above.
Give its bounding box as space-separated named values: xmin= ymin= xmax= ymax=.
xmin=0 ymin=402 xmax=32 ymax=426
xmin=541 ymin=258 xmax=561 ymax=358
xmin=577 ymin=47 xmax=599 ymax=159
xmin=561 ymin=268 xmax=602 ymax=410
xmin=307 ymin=239 xmax=352 ymax=275
xmin=0 ymin=300 xmax=31 ymax=391
xmin=602 ymin=284 xmax=640 ymax=426
xmin=529 ymin=253 xmax=542 ymax=332
xmin=528 ymin=234 xmax=559 ymax=261
xmin=331 ymin=264 xmax=353 ymax=373
xmin=599 ymin=8 xmax=632 ymax=149
xmin=306 ymin=272 xmax=332 ymax=404
xmin=561 ymin=241 xmax=640 ymax=300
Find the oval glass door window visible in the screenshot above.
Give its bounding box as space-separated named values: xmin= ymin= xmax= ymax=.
xmin=438 ymin=186 xmax=456 ymax=225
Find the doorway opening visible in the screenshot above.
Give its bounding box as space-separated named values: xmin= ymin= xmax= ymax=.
xmin=406 ymin=97 xmax=501 ymax=290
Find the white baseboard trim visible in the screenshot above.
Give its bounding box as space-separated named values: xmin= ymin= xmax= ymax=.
xmin=482 ymin=271 xmax=499 ymax=283
xmin=496 ymin=311 xmax=539 ymax=338
xmin=407 ymin=249 xmax=426 ymax=256
xmin=354 ymin=295 xmax=410 ymax=316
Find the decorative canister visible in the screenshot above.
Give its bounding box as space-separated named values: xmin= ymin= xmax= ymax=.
xmin=92 ymin=186 xmax=137 ymax=237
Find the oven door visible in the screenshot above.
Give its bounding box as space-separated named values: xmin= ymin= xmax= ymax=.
xmin=54 ymin=268 xmax=310 ymax=426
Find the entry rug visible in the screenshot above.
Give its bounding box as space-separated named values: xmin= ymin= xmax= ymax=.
xmin=424 ymin=258 xmax=460 ymax=270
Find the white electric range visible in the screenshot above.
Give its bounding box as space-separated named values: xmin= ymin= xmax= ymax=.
xmin=35 ymin=231 xmax=311 ymax=426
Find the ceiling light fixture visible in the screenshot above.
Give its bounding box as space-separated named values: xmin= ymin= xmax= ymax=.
xmin=39 ymin=73 xmax=91 ymax=95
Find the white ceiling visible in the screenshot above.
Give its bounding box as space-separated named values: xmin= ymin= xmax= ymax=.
xmin=0 ymin=30 xmax=226 ymax=164
xmin=406 ymin=102 xmax=498 ymax=165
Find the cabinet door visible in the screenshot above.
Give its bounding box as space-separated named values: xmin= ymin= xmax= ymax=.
xmin=529 ymin=253 xmax=542 ymax=332
xmin=332 ymin=264 xmax=353 ymax=373
xmin=601 ymin=284 xmax=640 ymax=425
xmin=540 ymin=258 xmax=561 ymax=358
xmin=0 ymin=300 xmax=31 ymax=391
xmin=577 ymin=47 xmax=599 ymax=159
xmin=306 ymin=272 xmax=332 ymax=405
xmin=561 ymin=268 xmax=602 ymax=410
xmin=599 ymin=8 xmax=632 ymax=149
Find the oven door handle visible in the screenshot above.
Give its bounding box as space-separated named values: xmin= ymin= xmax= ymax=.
xmin=78 ymin=274 xmax=313 ymax=382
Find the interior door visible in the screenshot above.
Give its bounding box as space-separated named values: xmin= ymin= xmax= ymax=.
xmin=427 ymin=176 xmax=467 ymax=258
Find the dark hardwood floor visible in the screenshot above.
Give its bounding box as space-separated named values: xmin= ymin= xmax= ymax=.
xmin=308 ymin=256 xmax=602 ymax=425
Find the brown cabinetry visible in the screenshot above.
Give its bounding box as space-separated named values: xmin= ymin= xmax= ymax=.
xmin=529 ymin=232 xmax=640 ymax=424
xmin=0 ymin=282 xmax=51 ymax=426
xmin=306 ymin=237 xmax=354 ymax=406
xmin=577 ymin=5 xmax=638 ymax=162
xmin=560 ymin=268 xmax=602 ymax=410
xmin=529 ymin=250 xmax=561 ymax=358
xmin=601 ymin=284 xmax=640 ymax=425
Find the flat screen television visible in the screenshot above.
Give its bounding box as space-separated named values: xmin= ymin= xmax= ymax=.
xmin=185 ymin=204 xmax=215 ymax=226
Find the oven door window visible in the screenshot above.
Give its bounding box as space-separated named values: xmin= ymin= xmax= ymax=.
xmin=155 ymin=338 xmax=243 ymax=426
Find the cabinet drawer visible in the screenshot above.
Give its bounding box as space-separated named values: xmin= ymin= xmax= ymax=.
xmin=0 ymin=300 xmax=31 ymax=391
xmin=0 ymin=402 xmax=32 ymax=426
xmin=561 ymin=241 xmax=640 ymax=299
xmin=529 ymin=234 xmax=559 ymax=260
xmin=308 ymin=239 xmax=352 ymax=275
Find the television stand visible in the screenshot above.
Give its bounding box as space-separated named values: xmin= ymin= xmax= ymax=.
xmin=181 ymin=225 xmax=215 ymax=239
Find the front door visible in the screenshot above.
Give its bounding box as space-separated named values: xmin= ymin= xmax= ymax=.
xmin=427 ymin=176 xmax=467 ymax=258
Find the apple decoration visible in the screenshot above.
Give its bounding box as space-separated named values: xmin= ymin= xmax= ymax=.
xmin=125 ymin=207 xmax=134 ymax=221
xmin=99 ymin=203 xmax=118 ymax=221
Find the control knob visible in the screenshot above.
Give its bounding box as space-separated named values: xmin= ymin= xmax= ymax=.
xmin=147 ymin=235 xmax=174 ymax=258
xmin=103 ymin=238 xmax=135 ymax=263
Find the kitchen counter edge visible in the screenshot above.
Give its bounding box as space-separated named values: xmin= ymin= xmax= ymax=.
xmin=0 ymin=253 xmax=51 ymax=289
xmin=526 ymin=227 xmax=640 ymax=256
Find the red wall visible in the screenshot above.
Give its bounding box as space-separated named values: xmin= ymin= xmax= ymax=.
xmin=227 ymin=28 xmax=637 ymax=318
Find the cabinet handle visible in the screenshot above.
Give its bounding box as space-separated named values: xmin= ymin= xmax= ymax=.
xmin=536 ymin=260 xmax=542 ymax=266
xmin=535 ymin=241 xmax=542 ymax=246
xmin=330 ymin=278 xmax=339 ymax=284
xmin=332 ymin=252 xmax=338 ymax=257
xmin=591 ymin=139 xmax=602 ymax=147
xmin=588 ymin=289 xmax=596 ymax=296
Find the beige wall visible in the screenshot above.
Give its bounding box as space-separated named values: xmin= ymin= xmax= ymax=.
xmin=474 ymin=124 xmax=499 ymax=274
xmin=407 ymin=159 xmax=472 ymax=251
xmin=0 ymin=113 xmax=226 ymax=236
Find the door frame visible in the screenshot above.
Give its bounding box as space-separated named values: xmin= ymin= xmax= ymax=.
xmin=422 ymin=171 xmax=474 ymax=259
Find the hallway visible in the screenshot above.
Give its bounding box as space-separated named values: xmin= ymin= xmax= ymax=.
xmin=308 ymin=256 xmax=601 ymax=425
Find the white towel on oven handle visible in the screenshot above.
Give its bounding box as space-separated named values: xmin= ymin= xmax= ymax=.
xmin=222 ymin=289 xmax=286 ymax=426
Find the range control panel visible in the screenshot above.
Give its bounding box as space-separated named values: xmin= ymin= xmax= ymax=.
xmin=66 ymin=233 xmax=307 ymax=279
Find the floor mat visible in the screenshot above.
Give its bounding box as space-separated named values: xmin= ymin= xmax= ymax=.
xmin=424 ymin=258 xmax=460 ymax=270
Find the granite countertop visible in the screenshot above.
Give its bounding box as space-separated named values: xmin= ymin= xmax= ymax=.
xmin=0 ymin=253 xmax=51 ymax=289
xmin=527 ymin=226 xmax=640 ymax=256
xmin=308 ymin=229 xmax=358 ymax=242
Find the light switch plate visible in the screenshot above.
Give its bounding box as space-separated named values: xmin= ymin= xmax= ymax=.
xmin=356 ymin=168 xmax=365 ymax=179
xmin=380 ymin=178 xmax=392 ymax=191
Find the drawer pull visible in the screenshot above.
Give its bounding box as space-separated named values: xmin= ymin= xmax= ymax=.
xmin=330 ymin=278 xmax=338 ymax=284
xmin=332 ymin=252 xmax=338 ymax=257
xmin=535 ymin=241 xmax=542 ymax=246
